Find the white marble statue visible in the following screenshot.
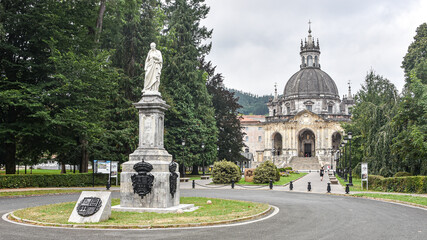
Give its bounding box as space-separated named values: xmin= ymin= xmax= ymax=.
xmin=143 ymin=42 xmax=163 ymax=93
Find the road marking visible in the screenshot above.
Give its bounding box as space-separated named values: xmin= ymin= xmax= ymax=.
xmin=1 ymin=205 xmax=280 ymax=231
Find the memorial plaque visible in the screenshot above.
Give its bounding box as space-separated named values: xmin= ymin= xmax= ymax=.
xmin=244 ymin=168 xmax=255 ymax=182
xmin=131 ymin=160 xmax=154 ymax=199
xmin=169 ymin=161 xmax=178 ymax=198
xmin=68 ymin=191 xmax=111 ymax=223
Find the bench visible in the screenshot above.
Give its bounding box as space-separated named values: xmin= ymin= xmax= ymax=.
xmin=180 ymin=178 xmax=190 ymax=182
xmin=200 ymin=176 xmax=210 ymax=180
xmin=330 ymin=179 xmax=339 ymax=184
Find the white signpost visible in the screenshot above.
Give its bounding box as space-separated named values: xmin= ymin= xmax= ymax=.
xmin=361 ymin=162 xmax=368 ymax=190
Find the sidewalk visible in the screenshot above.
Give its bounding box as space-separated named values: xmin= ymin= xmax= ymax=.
xmin=287 ymin=172 xmax=346 ymax=194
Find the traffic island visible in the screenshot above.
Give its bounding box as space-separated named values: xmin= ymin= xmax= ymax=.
xmin=8 ymin=197 xmax=272 ymax=229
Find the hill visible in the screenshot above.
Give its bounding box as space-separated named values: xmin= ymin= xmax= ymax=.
xmin=229 ymin=89 xmax=272 ymax=115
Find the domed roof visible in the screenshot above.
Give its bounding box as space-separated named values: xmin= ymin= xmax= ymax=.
xmin=283 ymin=67 xmax=339 ymax=100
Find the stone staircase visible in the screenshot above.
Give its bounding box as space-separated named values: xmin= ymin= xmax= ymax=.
xmin=288 ymin=157 xmax=321 ymax=170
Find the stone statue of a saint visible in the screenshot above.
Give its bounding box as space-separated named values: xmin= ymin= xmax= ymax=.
xmin=143 ymin=42 xmax=163 ymax=93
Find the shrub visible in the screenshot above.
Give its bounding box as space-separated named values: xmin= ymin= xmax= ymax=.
xmin=284 ymin=167 xmax=293 ymax=171
xmin=212 ymin=160 xmax=241 ymax=184
xmin=0 ymin=173 xmax=112 ymax=188
xmin=394 ymin=172 xmax=412 ymax=177
xmin=278 ymin=168 xmax=286 ymax=172
xmin=253 ymin=161 xmax=280 ymax=184
xmin=352 ymin=162 xmax=361 ymax=178
xmin=368 ymin=175 xmax=426 ymax=193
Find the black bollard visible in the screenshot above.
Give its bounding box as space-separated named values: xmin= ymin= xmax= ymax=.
xmin=327 ymin=183 xmax=331 ymax=193
xmin=231 ymin=180 xmax=235 ymax=189
xmin=106 ymin=181 xmax=110 ymax=191
xmin=192 ymin=179 xmax=195 ymax=189
xmin=290 ymin=181 xmax=293 ymax=191
xmin=307 ymin=182 xmax=312 ymax=192
xmin=345 ymin=183 xmax=350 ymax=194
xmin=269 ymin=180 xmax=273 ymax=190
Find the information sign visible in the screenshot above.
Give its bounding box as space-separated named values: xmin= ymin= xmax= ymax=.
xmin=361 ymin=162 xmax=368 ymax=190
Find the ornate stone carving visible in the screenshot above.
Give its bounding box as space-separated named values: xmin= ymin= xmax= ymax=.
xmin=131 ymin=160 xmax=154 ymax=199
xmin=169 ymin=161 xmax=178 ymax=198
xmin=77 ymin=197 xmax=102 ymax=217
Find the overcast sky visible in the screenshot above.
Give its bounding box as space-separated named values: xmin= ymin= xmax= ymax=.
xmin=202 ymin=0 xmax=427 ymax=96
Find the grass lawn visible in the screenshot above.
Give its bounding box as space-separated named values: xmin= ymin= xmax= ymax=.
xmin=13 ymin=197 xmax=270 ymax=227
xmin=0 ymin=190 xmax=83 ymax=197
xmin=336 ymin=175 xmax=367 ymax=192
xmin=352 ymin=193 xmax=427 ymax=206
xmin=185 ymin=175 xmax=211 ymax=180
xmin=0 ymin=169 xmax=89 ymax=175
xmin=236 ymin=173 xmax=307 ymax=185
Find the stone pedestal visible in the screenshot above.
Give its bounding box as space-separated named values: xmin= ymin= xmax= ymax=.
xmin=115 ymin=93 xmax=188 ymax=211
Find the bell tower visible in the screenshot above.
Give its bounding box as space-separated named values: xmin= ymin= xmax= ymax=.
xmin=300 ymin=20 xmax=321 ymax=69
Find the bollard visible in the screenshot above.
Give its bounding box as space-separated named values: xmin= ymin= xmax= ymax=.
xmin=327 ymin=183 xmax=331 ymax=193
xmin=290 ymin=181 xmax=293 ymax=191
xmin=269 ymin=180 xmax=273 ymax=190
xmin=106 ymin=181 xmax=110 ymax=191
xmin=309 ymin=170 xmax=311 ymax=173
xmin=345 ymin=183 xmax=350 ymax=194
xmin=307 ymin=182 xmax=312 ymax=192
xmin=231 ymin=180 xmax=235 ymax=189
xmin=192 ymin=179 xmax=195 ymax=189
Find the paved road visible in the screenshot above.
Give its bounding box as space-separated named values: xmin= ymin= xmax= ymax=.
xmin=1 ymin=189 xmax=426 ymax=240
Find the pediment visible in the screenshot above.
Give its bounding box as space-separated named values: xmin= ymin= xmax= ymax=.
xmin=291 ymin=109 xmax=324 ymax=123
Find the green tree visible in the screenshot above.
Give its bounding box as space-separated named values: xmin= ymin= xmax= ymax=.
xmin=342 ymin=70 xmax=399 ymax=176
xmin=161 ymin=0 xmax=217 ymax=175
xmin=402 ymin=23 xmax=427 ymax=85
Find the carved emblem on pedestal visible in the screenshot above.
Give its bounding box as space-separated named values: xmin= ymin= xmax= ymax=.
xmin=131 ymin=160 xmax=154 ymax=199
xmin=169 ymin=161 xmax=178 ymax=198
xmin=77 ymin=197 xmax=102 ymax=217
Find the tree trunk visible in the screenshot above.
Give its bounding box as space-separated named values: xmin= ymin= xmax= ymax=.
xmin=5 ymin=141 xmax=16 ymax=174
xmin=61 ymin=162 xmax=66 ymax=174
xmin=80 ymin=139 xmax=89 ymax=173
xmin=191 ymin=164 xmax=199 ymax=175
xmin=95 ymin=0 xmax=107 ymax=43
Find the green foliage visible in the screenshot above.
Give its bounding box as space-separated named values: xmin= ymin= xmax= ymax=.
xmin=230 ymin=89 xmax=271 ymax=115
xmin=212 ymin=160 xmax=241 ymax=184
xmin=368 ymin=175 xmax=426 ymax=194
xmin=0 ymin=173 xmax=110 ymax=189
xmin=352 ymin=162 xmax=362 ymax=178
xmin=394 ymin=172 xmax=412 ymax=177
xmin=253 ymin=161 xmax=280 ymax=184
xmin=402 ymin=23 xmax=427 ymax=83
xmin=342 ymin=70 xmax=399 ymax=177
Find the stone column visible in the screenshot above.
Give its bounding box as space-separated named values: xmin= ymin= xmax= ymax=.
xmin=119 ymin=93 xmax=180 ymax=209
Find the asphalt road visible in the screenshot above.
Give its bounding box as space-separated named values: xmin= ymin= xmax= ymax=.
xmin=0 ymin=190 xmax=426 ymax=240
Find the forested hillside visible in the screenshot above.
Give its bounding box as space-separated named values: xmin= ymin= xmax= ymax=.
xmin=229 ymin=89 xmax=271 ymax=115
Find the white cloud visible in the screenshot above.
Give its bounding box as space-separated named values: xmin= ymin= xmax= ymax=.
xmin=202 ymin=0 xmax=427 ymax=96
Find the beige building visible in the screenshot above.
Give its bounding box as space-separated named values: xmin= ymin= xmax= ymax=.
xmin=241 ymin=26 xmax=353 ymax=170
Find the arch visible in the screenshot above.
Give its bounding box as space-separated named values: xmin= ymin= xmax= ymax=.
xmin=298 ymin=128 xmax=315 ymax=157
xmin=272 ymin=132 xmax=283 ymax=156
xmin=331 ymin=132 xmax=342 ymax=150
xmin=307 ymin=55 xmax=313 ymax=67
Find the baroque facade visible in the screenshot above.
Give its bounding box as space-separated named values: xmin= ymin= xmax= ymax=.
xmin=241 ymin=25 xmax=354 ymax=169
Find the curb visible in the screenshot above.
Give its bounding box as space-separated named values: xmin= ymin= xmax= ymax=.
xmin=7 ymin=205 xmax=274 ymax=230
xmin=330 ymin=193 xmax=427 ymax=210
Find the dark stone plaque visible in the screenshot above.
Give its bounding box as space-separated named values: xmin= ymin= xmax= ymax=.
xmin=169 ymin=161 xmax=178 ymax=198
xmin=131 ymin=160 xmax=154 ymax=199
xmin=77 ymin=197 xmax=102 ymax=217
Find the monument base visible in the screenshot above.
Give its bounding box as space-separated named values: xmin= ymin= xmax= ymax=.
xmin=112 ymin=204 xmax=197 ymax=213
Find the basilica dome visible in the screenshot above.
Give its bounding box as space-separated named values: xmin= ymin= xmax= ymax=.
xmin=283 ymin=67 xmax=339 ymax=100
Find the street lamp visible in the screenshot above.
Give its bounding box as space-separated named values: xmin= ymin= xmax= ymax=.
xmin=343 ymin=137 xmax=348 ymax=182
xmin=348 ymin=132 xmax=353 ymax=186
xmin=330 ymin=148 xmax=334 ymax=170
xmin=201 ymin=143 xmax=205 ymax=176
xmin=340 ymin=143 xmax=344 ymax=177
xmin=182 ymin=140 xmax=186 ymax=177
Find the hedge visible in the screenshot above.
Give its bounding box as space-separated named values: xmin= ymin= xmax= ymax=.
xmin=368 ymin=175 xmax=427 ymax=194
xmin=0 ymin=173 xmax=114 ymax=189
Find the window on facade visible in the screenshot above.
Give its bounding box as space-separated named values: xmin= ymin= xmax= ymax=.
xmin=306 ymin=105 xmax=312 ymax=111
xmin=258 ymin=127 xmax=262 ymax=130
xmin=287 ymin=106 xmax=291 ymax=114
xmin=328 ymin=105 xmax=333 ymax=113
xmin=258 ymin=136 xmax=262 ymax=142
xmin=245 ymin=136 xmax=249 ymax=142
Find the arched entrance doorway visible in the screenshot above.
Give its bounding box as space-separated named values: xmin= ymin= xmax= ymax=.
xmin=273 ymin=132 xmax=282 ymax=156
xmin=332 ymin=132 xmax=342 ymax=150
xmin=298 ymin=129 xmax=315 ymax=157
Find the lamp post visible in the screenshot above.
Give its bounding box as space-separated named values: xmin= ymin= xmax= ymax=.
xmin=343 ymin=137 xmax=348 ymax=182
xmin=348 ymin=132 xmax=353 ymax=186
xmin=229 ymin=149 xmax=231 ymax=161
xmin=182 ymin=140 xmax=186 ymax=177
xmin=330 ymin=148 xmax=334 ymax=170
xmin=340 ymin=143 xmax=344 ymax=177
xmin=201 ymin=143 xmax=205 ymax=176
